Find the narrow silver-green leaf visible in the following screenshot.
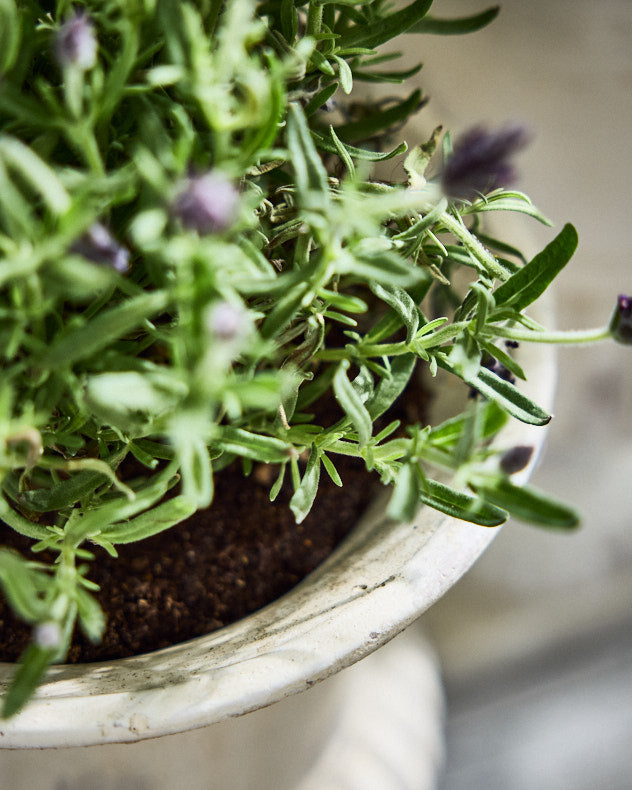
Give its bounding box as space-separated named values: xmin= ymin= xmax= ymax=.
xmin=286 ymin=102 xmax=329 ymax=205
xmin=215 ymin=426 xmax=293 ymax=463
xmin=333 ymin=361 xmax=372 ymax=448
xmin=371 ymin=283 xmax=420 ymax=343
xmin=289 ymin=446 xmax=321 ymax=523
xmin=387 ymin=462 xmax=420 ymax=522
xmin=99 ymin=496 xmax=197 ymax=544
xmin=470 ymin=476 xmax=579 ymax=529
xmin=419 ymin=479 xmax=507 ymax=527
xmin=410 ymin=6 xmax=500 ymax=35
xmin=1 ymin=643 xmax=55 ymax=719
xmin=492 ymin=224 xmax=578 ymax=312
xmin=312 ymin=129 xmax=407 ymax=161
xmin=337 ymin=0 xmax=433 ymax=50
xmin=366 ymin=353 xmax=417 ymax=420
xmin=38 ymin=290 xmax=170 ymax=368
xmin=0 ymin=550 xmax=48 ymax=623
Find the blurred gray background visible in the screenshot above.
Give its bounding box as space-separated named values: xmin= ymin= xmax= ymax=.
xmin=414 ymin=1 xmax=632 ymax=788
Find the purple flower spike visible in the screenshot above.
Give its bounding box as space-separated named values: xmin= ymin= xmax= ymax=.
xmin=609 ymin=294 xmax=632 ymax=345
xmin=172 ymin=172 xmax=239 ymax=235
xmin=54 ymin=12 xmax=97 ymax=71
xmin=441 ymin=124 xmax=530 ymax=201
xmin=70 ymin=223 xmax=129 ymax=273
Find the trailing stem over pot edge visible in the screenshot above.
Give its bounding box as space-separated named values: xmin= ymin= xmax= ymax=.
xmin=0 ymin=0 xmax=627 ymax=717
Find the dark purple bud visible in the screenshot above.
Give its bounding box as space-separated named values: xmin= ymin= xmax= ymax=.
xmin=609 ymin=294 xmax=632 ymax=345
xmin=172 ymin=172 xmax=239 ymax=234
xmin=500 ymin=445 xmax=534 ymax=475
xmin=54 ymin=12 xmax=97 ymax=71
xmin=441 ymin=124 xmax=530 ymax=201
xmin=483 ymin=356 xmax=516 ymax=385
xmin=70 ymin=223 xmax=129 ymax=273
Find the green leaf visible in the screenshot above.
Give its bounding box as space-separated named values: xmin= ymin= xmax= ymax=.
xmin=172 ymin=431 xmax=214 ymax=509
xmin=99 ymin=495 xmax=197 ymax=544
xmin=337 ymin=0 xmax=433 ymax=51
xmin=341 ymin=248 xmax=418 ymax=286
xmin=304 ymin=83 xmax=338 ymax=117
xmin=311 ymin=129 xmax=407 ymax=161
xmin=410 ymin=7 xmax=500 ymax=35
xmin=77 ymin=465 xmax=180 ymax=537
xmin=333 ymin=361 xmax=373 ymax=448
xmin=469 ymin=366 xmax=551 ymax=426
xmin=76 ymin=587 xmax=106 ymax=643
xmin=269 ymin=463 xmax=286 ymax=502
xmin=286 ymin=102 xmax=329 ymax=207
xmin=321 ymin=453 xmax=343 ymax=486
xmin=419 ymin=479 xmax=507 ymax=527
xmin=0 ymin=136 xmax=71 ymax=216
xmin=366 ymin=353 xmax=417 ymax=420
xmin=387 ymin=462 xmax=421 ymax=522
xmin=0 ymin=495 xmax=50 ymax=540
xmin=469 ymin=476 xmax=579 ymax=529
xmin=4 ymin=470 xmax=105 ymax=513
xmin=370 ymin=283 xmax=419 ymax=343
xmin=492 ymin=224 xmax=578 ymax=312
xmin=333 ymin=54 xmax=353 ymax=94
xmin=333 ymin=88 xmax=423 ymax=142
xmin=0 ymin=549 xmax=48 ymax=623
xmin=353 ymin=62 xmax=422 ymax=84
xmin=214 ymin=426 xmax=293 ymax=463
xmin=329 ymin=125 xmax=355 ymax=176
xmin=37 ymin=290 xmax=170 ymax=369
xmin=0 ymin=0 xmax=21 ymax=74
xmin=309 ymin=48 xmax=336 ymax=76
xmin=479 ymin=340 xmax=527 ymax=381
xmin=289 ymin=445 xmax=321 ymax=523
xmin=438 ymin=357 xmax=551 ymax=426
xmin=429 ymin=401 xmax=508 ymax=448
xmin=464 ymin=194 xmax=552 ymax=225
xmin=83 ymin=370 xmax=188 ymax=434
xmin=2 ymin=643 xmax=55 ymax=719
xmin=280 ymin=0 xmax=298 ymax=42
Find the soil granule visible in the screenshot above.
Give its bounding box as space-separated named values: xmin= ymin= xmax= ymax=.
xmin=0 ymin=379 xmax=428 ymax=664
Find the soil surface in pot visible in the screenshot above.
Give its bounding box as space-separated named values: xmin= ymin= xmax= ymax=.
xmin=0 ymin=377 xmax=428 ymax=664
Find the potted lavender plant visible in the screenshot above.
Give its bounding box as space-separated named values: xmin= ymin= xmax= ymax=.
xmin=0 ymin=0 xmax=628 ymax=744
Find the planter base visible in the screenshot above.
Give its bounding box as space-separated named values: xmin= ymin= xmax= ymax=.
xmin=0 ymin=626 xmax=443 ymax=790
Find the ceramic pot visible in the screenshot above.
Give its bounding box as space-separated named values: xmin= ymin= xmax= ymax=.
xmin=0 ymin=297 xmax=556 ymax=761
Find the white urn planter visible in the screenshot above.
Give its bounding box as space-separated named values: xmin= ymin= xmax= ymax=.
xmin=0 ymin=294 xmax=555 ymax=786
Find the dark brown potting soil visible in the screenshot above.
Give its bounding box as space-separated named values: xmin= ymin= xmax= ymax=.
xmin=0 ymin=376 xmax=428 ymax=664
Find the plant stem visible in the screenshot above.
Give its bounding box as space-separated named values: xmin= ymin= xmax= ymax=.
xmin=306 ymin=2 xmax=324 ymax=36
xmin=439 ymin=210 xmax=509 ymax=281
xmin=482 ymin=324 xmax=612 ymax=345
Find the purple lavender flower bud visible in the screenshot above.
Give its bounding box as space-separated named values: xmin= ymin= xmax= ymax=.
xmin=33 ymin=621 xmax=62 ymax=650
xmin=172 ymin=172 xmax=239 ymax=234
xmin=500 ymin=445 xmax=534 ymax=475
xmin=609 ymin=294 xmax=632 ymax=344
xmin=70 ymin=223 xmax=129 ymax=273
xmin=54 ymin=12 xmax=97 ymax=71
xmin=483 ymin=356 xmax=516 ymax=385
xmin=441 ymin=124 xmax=530 ymax=201
xmin=206 ymin=301 xmax=248 ymax=343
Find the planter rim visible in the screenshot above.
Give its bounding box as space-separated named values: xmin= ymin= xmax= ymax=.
xmin=0 ymin=297 xmax=556 ymax=749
